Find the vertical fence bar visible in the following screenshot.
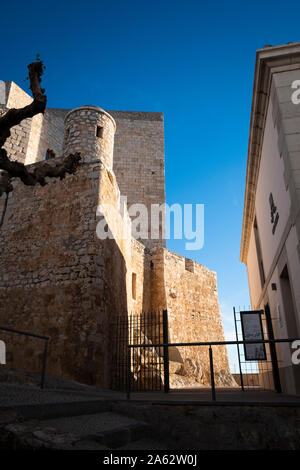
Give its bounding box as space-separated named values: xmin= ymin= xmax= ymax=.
xmin=40 ymin=339 xmax=48 ymax=389
xmin=115 ymin=316 xmax=119 ymax=390
xmin=123 ymin=316 xmax=127 ymax=390
xmin=142 ymin=311 xmax=148 ymax=391
xmin=233 ymin=307 xmax=244 ymax=391
xmin=162 ymin=309 xmax=170 ymax=393
xmin=158 ymin=311 xmax=161 ymax=391
xmin=127 ymin=345 xmax=131 ymax=399
xmin=209 ymin=345 xmax=216 ymax=401
xmin=150 ymin=311 xmax=154 ymax=391
xmin=264 ymin=304 xmax=282 ymax=393
xmin=114 ymin=317 xmax=117 ymax=390
xmin=134 ymin=314 xmax=136 ymax=392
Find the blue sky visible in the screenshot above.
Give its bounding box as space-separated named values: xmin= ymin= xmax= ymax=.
xmin=2 ymin=0 xmax=300 ymax=369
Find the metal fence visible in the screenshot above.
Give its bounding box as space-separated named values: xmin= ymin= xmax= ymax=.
xmin=126 ymin=337 xmax=300 ymax=401
xmin=111 ymin=310 xmax=169 ymax=392
xmin=233 ymin=307 xmax=285 ymax=392
xmin=0 ymin=326 xmax=49 ymax=389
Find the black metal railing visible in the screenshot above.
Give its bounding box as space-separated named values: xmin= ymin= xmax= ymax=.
xmin=112 ymin=310 xmax=168 ymax=392
xmin=0 ymin=326 xmax=50 ymax=389
xmin=233 ymin=307 xmax=284 ymax=393
xmin=126 ymin=337 xmax=300 ymax=401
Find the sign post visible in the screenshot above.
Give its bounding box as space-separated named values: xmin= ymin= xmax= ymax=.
xmin=240 ymin=310 xmax=267 ymax=361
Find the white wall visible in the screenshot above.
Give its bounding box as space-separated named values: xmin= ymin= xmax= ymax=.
xmin=285 ymin=226 xmax=300 ymax=332
xmin=245 ymin=72 xmax=300 ymax=394
xmin=254 ymin=96 xmax=291 ymax=276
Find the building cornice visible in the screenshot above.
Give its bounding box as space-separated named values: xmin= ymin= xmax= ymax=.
xmin=240 ymin=42 xmax=300 ymax=263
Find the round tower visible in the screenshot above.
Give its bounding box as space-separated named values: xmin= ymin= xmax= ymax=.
xmin=63 ymin=105 xmax=116 ymax=170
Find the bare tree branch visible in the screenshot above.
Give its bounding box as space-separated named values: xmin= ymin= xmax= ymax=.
xmin=0 ymin=59 xmax=82 ymax=230
xmin=0 ymin=61 xmax=47 ymax=148
xmin=0 ymin=149 xmax=81 ymax=187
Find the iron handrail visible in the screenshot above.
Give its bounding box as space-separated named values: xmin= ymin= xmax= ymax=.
xmin=0 ymin=326 xmax=50 ymax=389
xmin=126 ymin=337 xmax=300 ymax=401
xmin=128 ymin=338 xmax=300 ymax=348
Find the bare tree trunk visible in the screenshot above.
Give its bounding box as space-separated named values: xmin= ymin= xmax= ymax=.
xmin=0 ymin=59 xmax=82 ymax=226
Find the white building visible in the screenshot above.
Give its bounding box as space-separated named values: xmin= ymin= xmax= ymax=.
xmin=241 ymin=42 xmax=300 ymax=395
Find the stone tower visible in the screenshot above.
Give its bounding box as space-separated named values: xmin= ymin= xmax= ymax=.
xmin=63 ymin=105 xmax=116 ymax=169
xmin=0 ymin=82 xmax=232 ymax=390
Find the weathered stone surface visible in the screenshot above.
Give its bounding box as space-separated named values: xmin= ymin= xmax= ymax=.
xmin=112 ymin=402 xmax=300 ymax=450
xmin=151 ymin=249 xmax=234 ymax=387
xmin=0 ymin=420 xmax=76 ymax=450
xmin=169 ymin=361 xmax=183 ymax=375
xmin=63 ymin=106 xmax=116 ymax=170
xmin=0 ymin=82 xmax=233 ymax=390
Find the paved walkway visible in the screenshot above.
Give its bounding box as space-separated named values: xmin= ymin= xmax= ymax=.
xmin=1 ymin=381 xmax=300 ymax=408
xmin=0 ymin=382 xmax=107 ymax=408
xmin=124 ymin=387 xmax=300 ymax=405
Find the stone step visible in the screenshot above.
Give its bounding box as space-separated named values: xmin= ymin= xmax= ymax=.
xmin=39 ymin=411 xmax=150 ymax=449
xmin=0 ymin=399 xmax=111 ymax=420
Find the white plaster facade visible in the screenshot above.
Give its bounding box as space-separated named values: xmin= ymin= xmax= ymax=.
xmin=241 ymin=43 xmax=300 ymax=395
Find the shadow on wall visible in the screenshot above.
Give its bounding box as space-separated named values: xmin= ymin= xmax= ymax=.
xmin=0 ymin=160 xmax=129 ymax=389
xmin=130 ymin=249 xmax=184 ymax=390
xmin=36 ymin=108 xmax=68 ymax=163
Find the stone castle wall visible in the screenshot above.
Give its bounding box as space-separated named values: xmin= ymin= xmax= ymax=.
xmin=0 ymin=82 xmax=66 ymax=165
xmin=0 ymin=156 xmax=152 ymax=386
xmin=0 ymin=106 xmax=31 ymax=165
xmin=63 ymin=106 xmax=116 ymax=169
xmin=0 ymin=161 xmax=109 ymax=385
xmin=150 ymin=248 xmax=234 ymax=387
xmin=0 ymin=81 xmax=32 ymax=164
xmin=0 ymin=82 xmax=166 ymax=249
xmin=0 ymin=81 xmax=232 ymax=389
xmin=0 ymin=159 xmax=231 ymax=387
xmin=109 ymin=111 xmax=165 ymax=248
xmin=29 ymin=108 xmax=66 ymax=165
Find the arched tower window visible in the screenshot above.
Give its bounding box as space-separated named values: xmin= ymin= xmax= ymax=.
xmin=45 ymin=149 xmax=56 ymax=160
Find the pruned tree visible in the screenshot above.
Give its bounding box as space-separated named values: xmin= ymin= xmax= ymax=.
xmin=0 ymin=58 xmax=82 ymax=229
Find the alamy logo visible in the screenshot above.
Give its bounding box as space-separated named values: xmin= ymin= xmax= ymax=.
xmin=291 ymin=340 xmax=300 ymax=365
xmin=0 ymin=340 xmax=5 ymax=364
xmin=291 ymin=80 xmax=300 ymax=104
xmin=96 ymin=199 xmax=204 ymax=251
